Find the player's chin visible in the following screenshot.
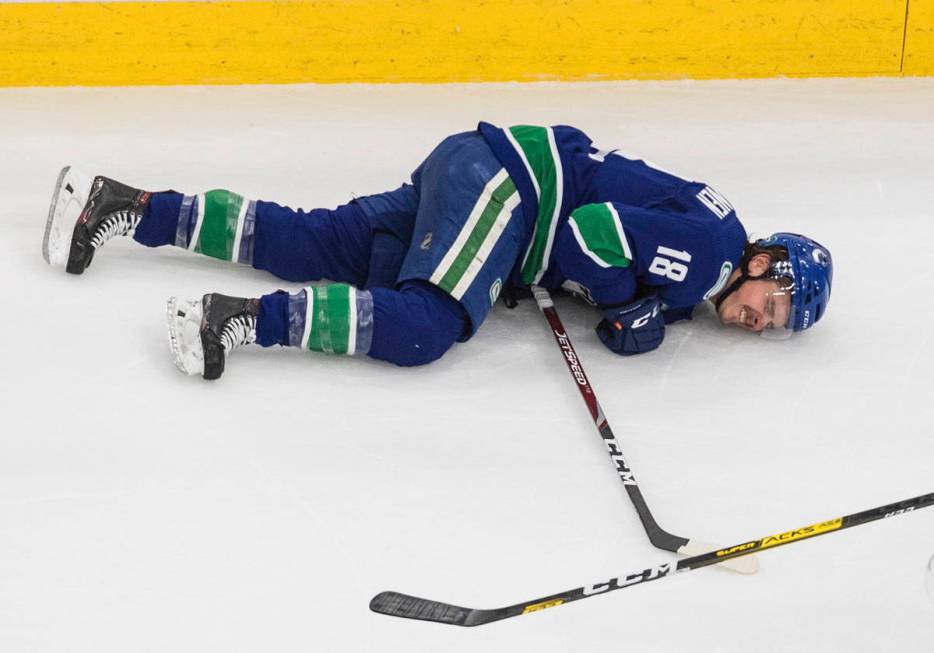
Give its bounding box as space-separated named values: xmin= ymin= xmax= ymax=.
xmin=715 ymin=306 xmax=730 ymax=326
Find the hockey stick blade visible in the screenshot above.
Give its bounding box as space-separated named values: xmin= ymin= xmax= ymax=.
xmin=530 ymin=286 xmax=758 ymax=574
xmin=369 ymin=592 xmax=480 ymax=626
xmin=371 ymin=491 xmax=934 ymax=626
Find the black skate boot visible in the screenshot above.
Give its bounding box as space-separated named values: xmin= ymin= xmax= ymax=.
xmin=166 ymin=293 xmax=260 ymax=380
xmin=42 ymin=166 xmax=151 ymax=274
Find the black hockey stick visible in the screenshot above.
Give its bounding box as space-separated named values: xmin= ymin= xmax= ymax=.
xmin=370 ymin=491 xmax=934 ymax=626
xmin=529 ymin=286 xmax=756 ymax=573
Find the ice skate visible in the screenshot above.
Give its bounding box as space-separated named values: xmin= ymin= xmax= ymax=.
xmin=167 ymin=293 xmax=259 ymax=380
xmin=42 ymin=166 xmax=94 ymax=266
xmin=42 ymin=166 xmax=151 ymax=274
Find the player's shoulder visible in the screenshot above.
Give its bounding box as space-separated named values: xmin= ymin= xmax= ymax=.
xmin=677 ymin=182 xmax=748 ymax=264
xmin=548 ymin=124 xmax=595 ymax=154
xmin=566 ymin=202 xmax=633 ymax=269
xmin=680 ymin=181 xmax=737 ymax=221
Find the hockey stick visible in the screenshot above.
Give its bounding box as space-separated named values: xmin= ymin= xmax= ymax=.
xmin=529 ymin=286 xmax=756 ymax=574
xmin=370 ymin=491 xmax=934 ymax=626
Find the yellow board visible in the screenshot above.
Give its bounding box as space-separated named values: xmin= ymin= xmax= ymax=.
xmin=905 ymin=0 xmax=934 ymax=74
xmin=0 ymin=0 xmax=912 ymax=86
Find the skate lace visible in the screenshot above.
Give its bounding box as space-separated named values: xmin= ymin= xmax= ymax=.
xmin=220 ymin=314 xmax=257 ymax=352
xmin=90 ymin=210 xmax=142 ymax=249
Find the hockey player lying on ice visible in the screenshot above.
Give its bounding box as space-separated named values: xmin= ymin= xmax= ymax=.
xmin=43 ymin=122 xmax=833 ymax=380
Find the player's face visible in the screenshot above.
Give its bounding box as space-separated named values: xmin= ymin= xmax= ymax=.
xmin=717 ymin=278 xmax=792 ymax=333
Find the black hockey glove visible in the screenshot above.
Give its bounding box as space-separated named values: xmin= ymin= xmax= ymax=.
xmin=596 ymin=293 xmax=665 ymax=356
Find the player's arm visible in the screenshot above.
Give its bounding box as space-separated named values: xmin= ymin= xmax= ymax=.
xmin=554 ymin=202 xmax=708 ymax=355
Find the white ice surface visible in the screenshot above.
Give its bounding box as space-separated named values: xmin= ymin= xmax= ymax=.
xmin=1 ymin=78 xmax=932 ymax=652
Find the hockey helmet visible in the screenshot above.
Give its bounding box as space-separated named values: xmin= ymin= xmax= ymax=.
xmin=755 ymin=232 xmax=833 ymax=337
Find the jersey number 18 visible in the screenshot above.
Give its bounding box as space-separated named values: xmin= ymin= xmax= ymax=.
xmin=649 ymin=246 xmax=692 ymax=282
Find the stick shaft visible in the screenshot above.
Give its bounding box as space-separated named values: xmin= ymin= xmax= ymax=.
xmin=370 ymin=491 xmax=934 ymax=626
xmin=531 ymin=287 xmax=687 ymax=552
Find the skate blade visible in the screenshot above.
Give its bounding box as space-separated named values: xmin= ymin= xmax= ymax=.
xmin=42 ymin=166 xmax=94 ymax=266
xmin=166 ymin=297 xmax=205 ymax=376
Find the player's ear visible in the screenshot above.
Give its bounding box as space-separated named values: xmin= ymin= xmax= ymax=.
xmin=745 ymin=253 xmax=772 ymax=278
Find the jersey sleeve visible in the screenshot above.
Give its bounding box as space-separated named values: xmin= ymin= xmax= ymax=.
xmin=552 ymin=203 xmax=638 ymax=306
xmin=553 ymin=201 xmax=717 ymax=309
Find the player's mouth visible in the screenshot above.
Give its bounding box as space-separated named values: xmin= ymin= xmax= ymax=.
xmin=719 ymin=304 xmax=756 ymax=331
xmin=716 ymin=301 xmax=755 ymax=331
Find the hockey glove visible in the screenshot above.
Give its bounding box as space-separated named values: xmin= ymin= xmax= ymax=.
xmin=596 ymin=293 xmax=665 ymax=356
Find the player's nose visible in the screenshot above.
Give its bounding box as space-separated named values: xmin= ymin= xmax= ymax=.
xmin=741 ymin=306 xmax=764 ymax=331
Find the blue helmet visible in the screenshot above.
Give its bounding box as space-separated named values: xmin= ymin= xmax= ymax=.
xmin=757 ymin=233 xmax=833 ymax=332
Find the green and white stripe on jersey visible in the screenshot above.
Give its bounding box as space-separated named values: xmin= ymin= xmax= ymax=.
xmin=429 ymin=168 xmax=520 ymax=300
xmin=301 ymin=284 xmax=360 ymax=355
xmin=567 ymin=202 xmax=633 ymax=268
xmin=187 ymin=189 xmax=254 ymax=263
xmin=503 ymin=125 xmax=564 ymax=285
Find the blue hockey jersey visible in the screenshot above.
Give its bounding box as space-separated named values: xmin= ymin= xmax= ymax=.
xmin=478 ymin=122 xmax=748 ymax=317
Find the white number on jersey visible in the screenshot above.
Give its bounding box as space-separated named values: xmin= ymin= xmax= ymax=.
xmin=648 ymin=246 xmax=692 ymax=282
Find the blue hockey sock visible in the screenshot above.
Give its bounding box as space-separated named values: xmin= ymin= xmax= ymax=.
xmin=255 ymin=281 xmax=467 ymax=366
xmin=133 ymin=190 xmax=183 ymax=248
xmin=256 ymin=286 xmax=375 ymax=356
xmin=134 ymin=189 xmax=260 ymax=265
xmin=255 ymin=291 xmax=290 ymax=347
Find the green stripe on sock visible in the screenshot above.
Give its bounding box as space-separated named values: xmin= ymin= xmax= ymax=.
xmin=509 ymin=126 xmax=558 ymax=284
xmin=195 ymin=190 xmax=244 ymax=260
xmin=325 ymin=284 xmax=351 ymax=354
xmin=437 ymin=175 xmax=517 ymax=294
xmin=306 ymin=284 xmax=353 ymax=355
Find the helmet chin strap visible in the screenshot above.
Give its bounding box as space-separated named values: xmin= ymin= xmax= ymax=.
xmin=716 ymin=247 xmax=788 ymax=313
xmin=714 ymin=266 xmax=779 ymax=313
xmin=714 ymin=273 xmax=751 ymax=313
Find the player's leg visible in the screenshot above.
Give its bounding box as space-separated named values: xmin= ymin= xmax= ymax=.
xmin=150 ymin=185 xmax=418 ymax=285
xmin=258 ymin=280 xmax=468 ymax=366
xmin=165 ymin=130 xmax=527 ymax=379
xmin=168 ymin=280 xmax=468 ymax=379
xmin=43 ymin=166 xmax=418 ymax=286
xmin=395 ymin=130 xmax=528 ymax=338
